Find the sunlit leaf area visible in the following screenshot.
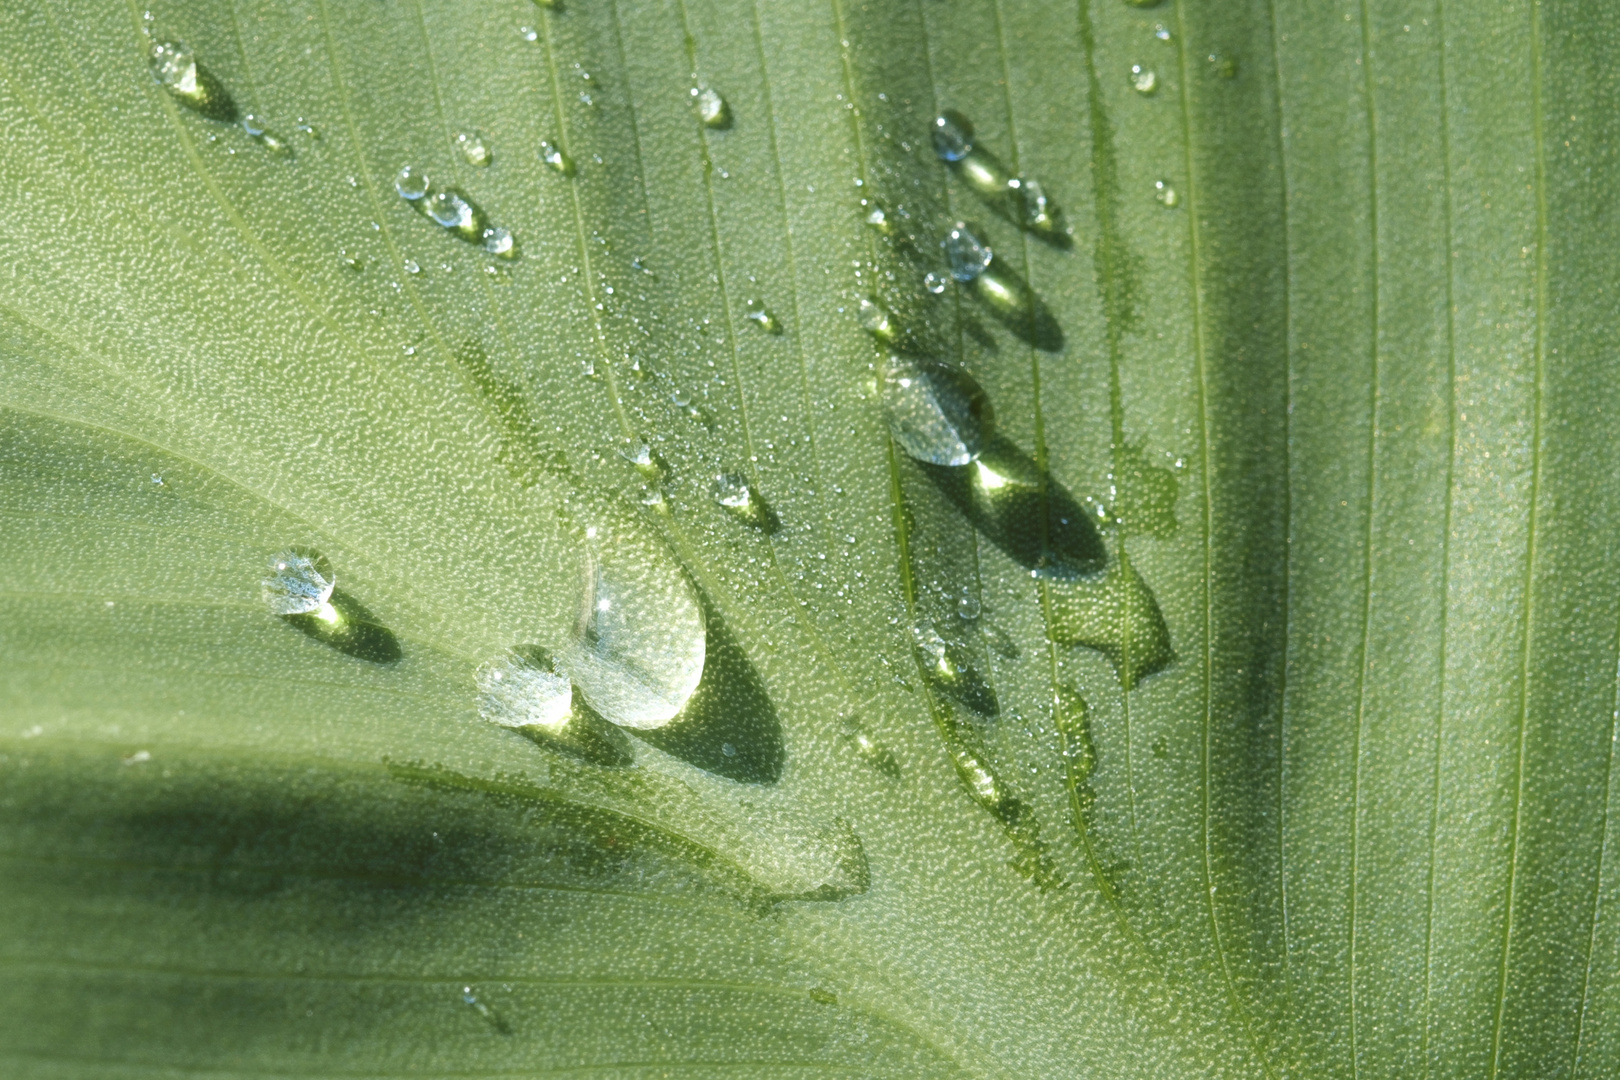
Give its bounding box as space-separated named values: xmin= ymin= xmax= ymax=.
xmin=2 ymin=1 xmax=1618 ymax=1077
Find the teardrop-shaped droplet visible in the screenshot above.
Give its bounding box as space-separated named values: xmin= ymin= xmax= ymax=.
xmin=262 ymin=549 xmax=335 ymax=616
xmin=556 ymin=529 xmax=706 ymax=730
xmin=912 ymin=621 xmax=999 ymax=719
xmin=862 ymin=200 xmax=891 ymax=234
xmin=425 ymin=189 xmax=483 ymax=239
xmin=149 ymin=41 xmax=237 ymax=123
xmin=881 ymin=356 xmax=992 ymax=466
xmin=540 ymin=140 xmax=574 ymax=175
xmin=744 ymin=299 xmax=782 ymax=334
xmin=843 ymin=720 xmax=901 ymax=779
xmin=456 ymin=130 xmax=492 ymax=167
xmin=942 ymin=223 xmax=992 ymax=282
xmin=394 ymin=164 xmax=430 ymax=201
xmin=931 ymin=110 xmax=973 ymax=162
xmin=1129 ymin=64 xmax=1157 ymax=94
xmin=696 ymin=87 xmax=731 ymax=128
xmin=1008 ymin=178 xmax=1058 ymax=233
xmin=857 ymin=297 xmax=896 ymax=342
xmin=241 ymin=114 xmax=291 ymax=156
xmin=1154 ymin=179 xmax=1178 ymax=207
xmin=620 ymin=437 xmax=666 ymax=482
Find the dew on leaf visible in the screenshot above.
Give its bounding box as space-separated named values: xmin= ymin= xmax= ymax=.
xmin=881 ymin=356 xmax=992 ymax=466
xmin=456 ymin=130 xmax=492 ymax=167
xmin=924 ymin=272 xmax=947 ymax=295
xmin=713 ymin=473 xmax=780 ymax=533
xmin=743 ymin=299 xmax=782 ymax=334
xmin=403 ymin=259 xmax=421 ymax=275
xmin=1154 ymin=179 xmax=1178 ymax=207
xmin=931 ymin=110 xmax=973 ymax=162
xmin=540 ymin=140 xmax=574 ymax=175
xmin=394 ymin=165 xmax=429 ymax=200
xmin=843 ymin=720 xmax=901 ymax=779
xmin=695 ymin=87 xmax=731 ymax=128
xmin=1047 ymin=556 xmax=1173 ymax=689
xmin=476 ymin=646 xmax=634 ymax=766
xmin=425 ymin=189 xmax=482 ymax=238
xmin=556 ymin=530 xmax=707 ymax=730
xmin=857 ymin=297 xmax=895 ymax=342
xmin=262 ymin=549 xmax=334 ymax=616
xmin=148 ymin=41 xmax=236 ymax=122
xmin=240 ymin=114 xmax=292 ymax=156
xmin=1129 ymin=64 xmax=1157 ymax=94
xmin=482 ymin=226 xmax=517 ymax=258
xmin=1154 ymin=23 xmax=1173 ymax=40
xmin=1007 ymin=177 xmax=1059 ymax=234
xmin=942 ymin=224 xmax=992 ymax=282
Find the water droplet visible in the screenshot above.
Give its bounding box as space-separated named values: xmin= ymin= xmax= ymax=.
xmin=744 ymin=299 xmax=782 ymax=334
xmin=843 ymin=720 xmax=901 ymax=778
xmin=240 ymin=114 xmax=292 ymax=156
xmin=1048 ymin=557 xmax=1173 ymax=689
xmin=1208 ymin=52 xmax=1239 ymax=79
xmin=913 ymin=622 xmax=998 ymax=718
xmin=712 ymin=472 xmax=780 ymax=532
xmin=295 ymin=117 xmax=317 ymax=138
xmin=540 ymin=140 xmax=574 ymax=175
xmin=857 ymin=296 xmax=895 ymax=342
xmin=403 ymin=259 xmax=421 ymax=275
xmin=942 ymin=223 xmax=992 ymax=282
xmin=957 ymin=586 xmax=981 ymax=620
xmin=881 ymin=356 xmax=992 ymax=466
xmin=1129 ymin=64 xmax=1158 ymax=94
xmin=460 ymin=986 xmax=512 ymax=1035
xmin=1154 ymin=179 xmax=1179 ymax=207
xmin=519 ymin=25 xmax=539 ymax=42
xmin=696 ymin=87 xmax=731 ymax=128
xmin=863 ymin=201 xmax=890 ymax=233
xmin=620 ymin=438 xmax=665 ymax=481
xmin=1053 ymin=685 xmax=1095 ymax=779
xmin=1007 ymin=177 xmax=1057 ymax=232
xmin=931 ymin=110 xmax=973 ymax=162
xmin=262 ymin=549 xmax=334 ymax=616
xmin=556 ymin=533 xmax=707 ymax=730
xmin=477 ymin=648 xmax=573 ymax=729
xmin=426 ymin=189 xmax=481 ymax=237
xmin=924 ymin=272 xmax=948 ymax=295
xmin=394 ymin=164 xmax=429 ymax=200
xmin=482 ymin=225 xmax=517 ymax=258
xmin=456 ymin=130 xmax=492 ymax=167
xmin=341 ymin=248 xmax=364 ymax=271
xmin=148 ymin=41 xmax=236 ymax=122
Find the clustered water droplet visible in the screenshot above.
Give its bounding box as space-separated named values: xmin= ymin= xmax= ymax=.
xmin=712 ymin=472 xmax=779 ymax=532
xmin=394 ymin=165 xmax=518 ymax=258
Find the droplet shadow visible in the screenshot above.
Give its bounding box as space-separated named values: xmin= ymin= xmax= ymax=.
xmin=281 ymin=588 xmax=403 ymax=665
xmin=915 ymin=435 xmax=1106 ymax=580
xmin=971 ymin=262 xmax=1064 ymax=352
xmin=632 ymin=598 xmax=784 ymax=784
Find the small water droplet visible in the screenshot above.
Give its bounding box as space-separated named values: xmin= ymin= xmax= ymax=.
xmin=957 ymin=586 xmax=981 ymax=620
xmin=713 ymin=472 xmax=780 ymax=532
xmin=426 ymin=190 xmax=478 ymax=235
xmin=1007 ymin=178 xmax=1057 ymax=232
xmin=863 ymin=201 xmax=890 ymax=233
xmin=394 ymin=165 xmax=429 ymax=200
xmin=696 ymin=87 xmax=731 ymax=128
xmin=620 ymin=438 xmax=666 ymax=482
xmin=1208 ymin=52 xmax=1239 ymax=79
xmin=262 ymin=549 xmax=335 ymax=616
xmin=931 ymin=110 xmax=973 ymax=162
xmin=456 ymin=130 xmax=491 ymax=167
xmin=1154 ymin=23 xmax=1173 ymax=41
xmin=403 ymin=259 xmax=421 ymax=274
xmin=295 ymin=117 xmax=317 ymax=138
xmin=881 ymin=356 xmax=992 ymax=466
xmin=240 ymin=114 xmax=292 ymax=156
xmin=148 ymin=41 xmax=236 ymax=122
xmin=942 ymin=223 xmax=992 ymax=282
xmin=150 ymin=473 xmax=165 ymax=485
xmin=482 ymin=226 xmax=517 ymax=258
xmin=519 ymin=25 xmax=539 ymax=42
xmin=540 ymin=140 xmax=574 ymax=175
xmin=1129 ymin=64 xmax=1157 ymax=94
xmin=843 ymin=720 xmax=901 ymax=778
xmin=857 ymin=296 xmax=896 ymax=342
xmin=1154 ymin=179 xmax=1179 ymax=207
xmin=744 ymin=299 xmax=782 ymax=334
xmin=924 ymin=272 xmax=948 ymax=295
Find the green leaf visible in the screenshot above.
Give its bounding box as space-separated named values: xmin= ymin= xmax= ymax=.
xmin=2 ymin=1 xmax=1618 ymax=1077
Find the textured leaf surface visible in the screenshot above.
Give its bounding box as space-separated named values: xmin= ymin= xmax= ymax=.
xmin=2 ymin=1 xmax=1618 ymax=1077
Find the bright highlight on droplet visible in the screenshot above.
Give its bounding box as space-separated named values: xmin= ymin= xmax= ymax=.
xmin=262 ymin=549 xmax=335 ymax=616
xmin=880 ymin=356 xmax=993 ymax=466
xmin=695 ymin=87 xmax=731 ymax=128
xmin=477 ymin=650 xmax=573 ymax=729
xmin=942 ymin=223 xmax=993 ymax=282
xmin=456 ymin=130 xmax=491 ymax=167
xmin=1129 ymin=64 xmax=1157 ymax=94
xmin=931 ymin=111 xmax=973 ymax=162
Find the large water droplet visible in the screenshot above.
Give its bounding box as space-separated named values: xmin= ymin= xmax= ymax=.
xmin=942 ymin=224 xmax=992 ymax=282
xmin=695 ymin=87 xmax=731 ymax=128
xmin=540 ymin=140 xmax=574 ymax=175
xmin=148 ymin=41 xmax=236 ymax=122
xmin=556 ymin=531 xmax=706 ymax=730
xmin=931 ymin=110 xmax=973 ymax=162
xmin=881 ymin=356 xmax=992 ymax=466
xmin=1129 ymin=64 xmax=1158 ymax=94
xmin=262 ymin=549 xmax=334 ymax=615
xmin=394 ymin=165 xmax=429 ymax=200
xmin=456 ymin=130 xmax=492 ymax=167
